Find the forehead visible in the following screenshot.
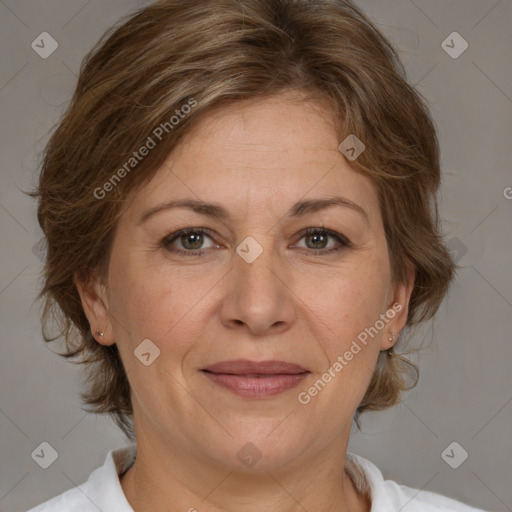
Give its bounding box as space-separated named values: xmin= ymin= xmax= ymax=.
xmin=179 ymin=92 xmax=340 ymax=163
xmin=123 ymin=92 xmax=380 ymax=227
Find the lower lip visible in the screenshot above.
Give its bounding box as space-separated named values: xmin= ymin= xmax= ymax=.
xmin=202 ymin=371 xmax=309 ymax=398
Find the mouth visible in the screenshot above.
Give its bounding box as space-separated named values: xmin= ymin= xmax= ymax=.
xmin=201 ymin=359 xmax=310 ymax=399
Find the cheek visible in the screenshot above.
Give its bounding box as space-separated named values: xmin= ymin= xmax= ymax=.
xmin=302 ymin=255 xmax=389 ymax=400
xmin=107 ymin=245 xmax=218 ymax=355
xmin=300 ymin=276 xmax=386 ymax=418
xmin=315 ymin=258 xmax=390 ymax=341
xmin=106 ymin=244 xmax=168 ymax=350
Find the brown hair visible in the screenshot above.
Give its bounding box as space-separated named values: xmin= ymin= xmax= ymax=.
xmin=32 ymin=0 xmax=456 ymax=440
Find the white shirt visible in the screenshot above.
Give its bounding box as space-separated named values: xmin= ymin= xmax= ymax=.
xmin=26 ymin=444 xmax=488 ymax=511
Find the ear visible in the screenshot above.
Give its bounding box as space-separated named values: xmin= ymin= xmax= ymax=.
xmin=380 ymin=262 xmax=416 ymax=351
xmin=74 ymin=270 xmax=115 ymax=346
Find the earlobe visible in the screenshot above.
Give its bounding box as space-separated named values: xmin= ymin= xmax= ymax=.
xmin=94 ymin=329 xmax=105 ymax=342
xmin=381 ymin=263 xmax=416 ymax=351
xmin=74 ymin=271 xmax=115 ymax=346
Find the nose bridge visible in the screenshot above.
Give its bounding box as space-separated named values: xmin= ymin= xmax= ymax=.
xmin=234 ymin=232 xmax=284 ymax=298
xmin=221 ymin=231 xmax=295 ymax=334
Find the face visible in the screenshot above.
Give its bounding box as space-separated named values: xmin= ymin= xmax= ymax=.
xmin=78 ymin=91 xmax=414 ymax=471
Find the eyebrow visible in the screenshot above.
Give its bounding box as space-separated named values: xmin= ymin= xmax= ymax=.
xmin=138 ymin=196 xmax=370 ymax=225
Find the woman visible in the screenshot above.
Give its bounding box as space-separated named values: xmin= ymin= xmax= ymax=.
xmin=27 ymin=0 xmax=488 ymax=510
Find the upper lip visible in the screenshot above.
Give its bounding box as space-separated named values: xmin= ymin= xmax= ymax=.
xmin=202 ymin=359 xmax=309 ymax=375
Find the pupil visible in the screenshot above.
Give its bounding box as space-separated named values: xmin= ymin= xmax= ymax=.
xmin=183 ymin=233 xmax=203 ymax=250
xmin=308 ymin=233 xmax=326 ymax=249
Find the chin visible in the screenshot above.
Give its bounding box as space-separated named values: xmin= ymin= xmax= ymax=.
xmin=199 ymin=420 xmax=314 ymax=472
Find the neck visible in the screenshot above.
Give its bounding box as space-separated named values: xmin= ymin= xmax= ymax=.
xmin=120 ymin=435 xmax=371 ymax=512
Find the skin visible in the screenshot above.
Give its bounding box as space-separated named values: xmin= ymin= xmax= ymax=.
xmin=76 ymin=90 xmax=415 ymax=512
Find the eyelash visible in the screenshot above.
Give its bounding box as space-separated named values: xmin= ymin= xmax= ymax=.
xmin=162 ymin=227 xmax=351 ymax=257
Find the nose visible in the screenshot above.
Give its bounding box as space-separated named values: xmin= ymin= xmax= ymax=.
xmin=219 ymin=240 xmax=297 ymax=336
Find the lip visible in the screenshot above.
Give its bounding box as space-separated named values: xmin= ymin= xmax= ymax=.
xmin=203 ymin=359 xmax=307 ymax=375
xmin=201 ymin=359 xmax=310 ymax=399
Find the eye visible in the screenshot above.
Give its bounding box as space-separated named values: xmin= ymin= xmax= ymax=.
xmin=162 ymin=226 xmax=351 ymax=258
xmin=293 ymin=227 xmax=351 ymax=254
xmin=163 ymin=228 xmax=219 ymax=256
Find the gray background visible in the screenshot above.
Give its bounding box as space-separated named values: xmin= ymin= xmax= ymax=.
xmin=0 ymin=1 xmax=511 ymax=511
